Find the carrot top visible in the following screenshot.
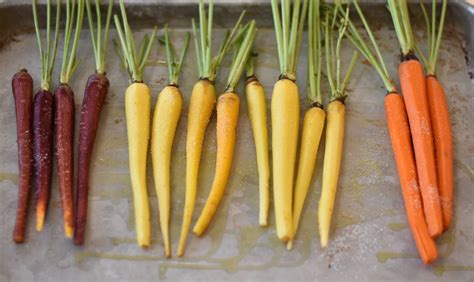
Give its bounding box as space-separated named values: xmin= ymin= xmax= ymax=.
xmin=60 ymin=0 xmax=85 ymax=84
xmin=271 ymin=0 xmax=308 ymax=80
xmin=225 ymin=20 xmax=257 ymax=93
xmin=160 ymin=27 xmax=190 ymax=86
xmin=85 ymin=0 xmax=113 ymax=74
xmin=114 ymin=0 xmax=157 ymax=83
xmin=307 ymin=0 xmax=322 ymax=105
xmin=32 ymin=0 xmax=61 ymax=91
xmin=344 ymin=1 xmax=396 ymax=93
xmin=324 ymin=4 xmax=358 ymax=102
xmin=387 ymin=0 xmax=415 ymax=57
xmin=416 ymin=0 xmax=448 ymax=76
xmin=192 ymin=0 xmax=245 ymax=82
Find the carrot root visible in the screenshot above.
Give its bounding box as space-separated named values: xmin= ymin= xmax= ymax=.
xmin=385 ymin=93 xmax=438 ymax=264
xmin=399 ymin=60 xmax=443 ymax=238
xmin=426 ymin=76 xmax=453 ymax=230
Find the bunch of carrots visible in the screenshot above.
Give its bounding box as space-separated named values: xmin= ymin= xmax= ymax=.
xmin=343 ymin=0 xmax=452 ymax=264
xmin=11 ymin=0 xmax=116 ymax=244
xmin=9 ymin=0 xmax=454 ymax=266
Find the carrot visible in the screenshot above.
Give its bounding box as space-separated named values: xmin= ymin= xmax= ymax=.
xmin=384 ymin=93 xmax=438 ymax=264
xmin=74 ymin=0 xmax=113 ymax=246
xmin=245 ymin=57 xmax=270 ymax=227
xmin=53 ymin=0 xmax=84 ymax=239
xmin=11 ymin=69 xmax=34 ymax=243
xmin=151 ymin=27 xmax=190 ymax=257
xmin=114 ymin=0 xmax=157 ymax=247
xmin=270 ymin=0 xmax=308 ymax=242
xmin=318 ymin=7 xmax=358 ymax=248
xmin=288 ymin=0 xmax=325 ymax=250
xmin=32 ymin=0 xmax=61 ymax=235
xmin=387 ymin=0 xmax=443 ymax=238
xmin=417 ymin=0 xmax=452 ymax=230
xmin=346 ymin=1 xmax=437 ymax=264
xmin=193 ymin=21 xmax=257 ymax=236
xmin=177 ymin=0 xmax=245 ymax=256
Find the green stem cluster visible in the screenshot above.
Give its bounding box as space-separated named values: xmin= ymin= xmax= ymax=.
xmin=193 ymin=0 xmax=245 ymax=82
xmin=60 ymin=0 xmax=85 ymax=84
xmin=416 ymin=0 xmax=448 ymax=76
xmin=307 ymin=0 xmax=322 ymax=104
xmin=226 ymin=20 xmax=257 ymax=93
xmin=344 ymin=1 xmax=396 ymax=93
xmin=387 ymin=0 xmax=415 ymax=57
xmin=162 ymin=26 xmax=191 ymax=86
xmin=324 ymin=4 xmax=358 ymax=102
xmin=86 ymin=0 xmax=113 ymax=74
xmin=32 ymin=0 xmax=61 ymax=90
xmin=271 ymin=0 xmax=308 ymax=80
xmin=114 ymin=0 xmax=157 ymax=83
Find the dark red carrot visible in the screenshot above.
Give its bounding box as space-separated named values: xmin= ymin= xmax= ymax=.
xmin=54 ymin=84 xmax=76 ymax=238
xmin=33 ymin=89 xmax=55 ymax=233
xmin=54 ymin=0 xmax=84 ymax=238
xmin=74 ymin=0 xmax=113 ymax=245
xmin=11 ymin=69 xmax=34 ymax=243
xmin=32 ymin=0 xmax=61 ymax=233
xmin=74 ymin=73 xmax=109 ymax=245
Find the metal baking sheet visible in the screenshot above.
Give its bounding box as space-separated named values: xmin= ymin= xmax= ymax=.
xmin=0 ymin=0 xmax=473 ymax=280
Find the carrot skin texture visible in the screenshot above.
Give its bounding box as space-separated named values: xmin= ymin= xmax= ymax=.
xmin=426 ymin=76 xmax=453 ymax=230
xmin=151 ymin=85 xmax=183 ymax=257
xmin=271 ymin=78 xmax=299 ymax=242
xmin=193 ymin=92 xmax=240 ymax=236
xmin=32 ymin=89 xmax=54 ymax=235
xmin=245 ymin=78 xmax=270 ymax=226
xmin=399 ymin=60 xmax=443 ymax=238
xmin=11 ymin=70 xmax=34 ymax=243
xmin=385 ymin=93 xmax=438 ymax=264
xmin=74 ymin=73 xmax=109 ymax=245
xmin=319 ymin=100 xmax=345 ymax=247
xmin=177 ymin=79 xmax=216 ymax=256
xmin=54 ymin=84 xmax=76 ymax=238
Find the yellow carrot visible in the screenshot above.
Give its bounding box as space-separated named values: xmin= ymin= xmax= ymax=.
xmin=287 ymin=0 xmax=324 ymax=250
xmin=319 ymin=100 xmax=344 ymax=247
xmin=288 ymin=105 xmax=325 ymax=250
xmin=245 ymin=67 xmax=270 ymax=226
xmin=114 ymin=0 xmax=157 ymax=247
xmin=318 ymin=7 xmax=358 ymax=247
xmin=271 ymin=0 xmax=308 ymax=242
xmin=126 ymin=83 xmax=152 ymax=247
xmin=193 ymin=92 xmax=240 ymax=235
xmin=177 ymin=1 xmax=246 ymax=256
xmin=272 ymin=79 xmax=299 ymax=241
xmin=193 ymin=20 xmax=257 ymax=236
xmin=151 ymin=28 xmax=189 ymax=258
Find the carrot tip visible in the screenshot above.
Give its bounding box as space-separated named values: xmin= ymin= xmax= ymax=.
xmin=65 ymin=226 xmax=74 ymax=238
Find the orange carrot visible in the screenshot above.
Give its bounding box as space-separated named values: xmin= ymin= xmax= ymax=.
xmin=385 ymin=93 xmax=438 ymax=264
xmin=417 ymin=0 xmax=452 ymax=230
xmin=398 ymin=60 xmax=443 ymax=238
xmin=426 ymin=76 xmax=452 ymax=229
xmin=388 ymin=0 xmax=443 ymax=238
xmin=347 ymin=1 xmax=438 ymax=264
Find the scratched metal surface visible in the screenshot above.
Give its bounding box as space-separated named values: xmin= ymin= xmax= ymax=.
xmin=0 ymin=1 xmax=473 ymax=281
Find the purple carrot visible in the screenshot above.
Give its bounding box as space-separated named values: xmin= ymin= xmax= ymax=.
xmin=74 ymin=73 xmax=109 ymax=245
xmin=54 ymin=84 xmax=76 ymax=238
xmin=11 ymin=69 xmax=34 ymax=243
xmin=74 ymin=0 xmax=113 ymax=245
